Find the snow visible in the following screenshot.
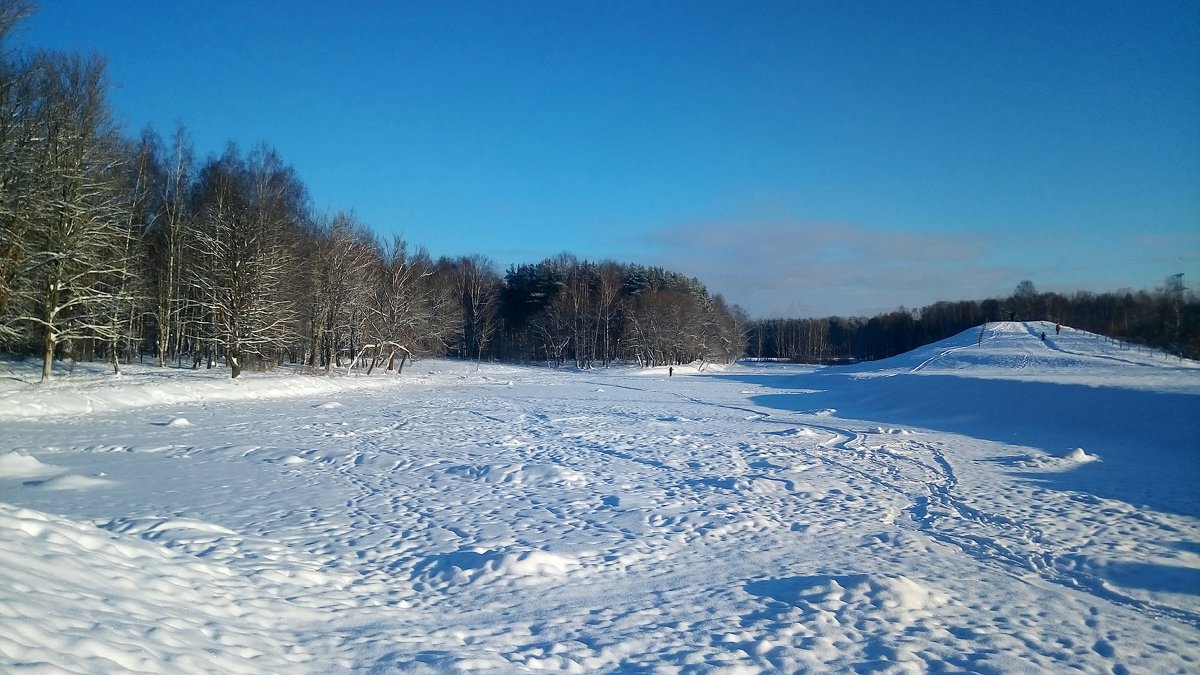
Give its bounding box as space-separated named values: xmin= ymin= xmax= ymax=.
xmin=1 ymin=321 xmax=1198 ymax=673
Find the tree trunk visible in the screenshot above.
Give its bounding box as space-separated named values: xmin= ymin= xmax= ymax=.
xmin=41 ymin=327 xmax=55 ymax=381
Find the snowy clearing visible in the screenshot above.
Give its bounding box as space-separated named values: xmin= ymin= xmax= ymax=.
xmin=1 ymin=321 xmax=1198 ymax=673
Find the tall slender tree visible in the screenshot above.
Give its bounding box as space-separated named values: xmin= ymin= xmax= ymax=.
xmin=455 ymin=255 xmax=499 ymax=361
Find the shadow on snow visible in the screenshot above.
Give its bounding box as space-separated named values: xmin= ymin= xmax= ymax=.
xmin=716 ymin=368 xmax=1200 ymax=518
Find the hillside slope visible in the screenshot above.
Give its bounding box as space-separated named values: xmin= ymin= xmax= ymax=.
xmin=742 ymin=322 xmax=1200 ymax=517
xmin=849 ymin=320 xmax=1199 ymax=389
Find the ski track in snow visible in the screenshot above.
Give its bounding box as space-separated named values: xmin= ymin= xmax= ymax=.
xmin=1 ymin=322 xmax=1199 ymax=673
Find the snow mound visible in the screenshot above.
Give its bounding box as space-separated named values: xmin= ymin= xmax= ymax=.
xmin=0 ymin=451 xmax=62 ymax=478
xmin=25 ymin=473 xmax=114 ymax=490
xmin=100 ymin=515 xmax=352 ymax=590
xmin=1010 ymin=448 xmax=1101 ymax=471
xmin=749 ymin=573 xmax=948 ymax=627
xmin=1063 ymin=447 xmax=1100 ymax=463
xmin=691 ymin=475 xmax=792 ymax=496
xmin=413 ymin=548 xmax=579 ymax=587
xmin=0 ymin=503 xmax=317 ymax=672
xmin=314 ymin=401 xmax=343 ymax=409
xmin=103 ymin=516 xmax=240 ymax=540
xmin=165 ymin=416 xmax=192 ymax=427
xmin=764 ymin=426 xmax=820 ymax=437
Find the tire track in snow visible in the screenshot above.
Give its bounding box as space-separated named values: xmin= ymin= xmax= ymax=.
xmin=910 ymin=343 xmax=978 ymax=373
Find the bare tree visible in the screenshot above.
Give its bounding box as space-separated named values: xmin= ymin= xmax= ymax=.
xmin=0 ymin=3 xmax=46 ymax=348
xmin=0 ymin=45 xmax=40 ymax=346
xmin=703 ymin=294 xmax=748 ymax=364
xmin=364 ymin=235 xmax=458 ymax=366
xmin=18 ymin=53 xmax=132 ymax=379
xmin=187 ymin=144 xmax=303 ymax=378
xmin=143 ymin=124 xmax=194 ymax=367
xmin=595 ymin=260 xmax=624 ymax=366
xmin=0 ymin=0 xmax=27 ymax=40
xmin=301 ymin=211 xmax=377 ymax=372
xmin=455 ymin=255 xmax=499 ymax=361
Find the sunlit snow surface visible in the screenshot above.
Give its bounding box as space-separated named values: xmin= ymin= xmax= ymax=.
xmin=1 ymin=321 xmax=1198 ymax=673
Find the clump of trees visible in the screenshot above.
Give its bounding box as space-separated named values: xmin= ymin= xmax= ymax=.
xmin=748 ymin=278 xmax=1200 ymax=363
xmin=0 ymin=2 xmax=746 ymax=379
xmin=498 ymin=255 xmax=746 ymax=368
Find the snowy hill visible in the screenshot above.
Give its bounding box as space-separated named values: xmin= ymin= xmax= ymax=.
xmin=2 ymin=332 xmax=1199 ymax=672
xmin=843 ymin=320 xmax=1199 ymax=387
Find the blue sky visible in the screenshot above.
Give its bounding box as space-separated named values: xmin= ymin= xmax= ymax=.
xmin=15 ymin=0 xmax=1199 ymax=318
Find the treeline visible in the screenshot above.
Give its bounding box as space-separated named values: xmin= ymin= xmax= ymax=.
xmin=498 ymin=256 xmax=747 ymax=368
xmin=0 ymin=4 xmax=746 ymax=379
xmin=748 ymin=278 xmax=1200 ymax=363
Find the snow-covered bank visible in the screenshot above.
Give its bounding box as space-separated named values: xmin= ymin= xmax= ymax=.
xmin=2 ymin=324 xmax=1198 ymax=672
xmin=0 ymin=359 xmax=412 ymax=421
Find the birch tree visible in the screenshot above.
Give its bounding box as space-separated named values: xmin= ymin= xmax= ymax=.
xmin=144 ymin=125 xmax=194 ymax=366
xmin=454 ymin=255 xmax=499 ymax=361
xmin=595 ymin=261 xmax=623 ymax=365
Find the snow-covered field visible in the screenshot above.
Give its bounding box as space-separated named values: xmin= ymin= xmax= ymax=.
xmin=2 ymin=321 xmax=1198 ymax=673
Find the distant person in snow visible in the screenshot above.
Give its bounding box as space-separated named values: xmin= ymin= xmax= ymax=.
xmin=669 ymin=367 xmax=673 ymax=377
xmin=1056 ymin=323 xmax=1061 ymax=335
xmin=1040 ymin=332 xmax=1046 ymax=342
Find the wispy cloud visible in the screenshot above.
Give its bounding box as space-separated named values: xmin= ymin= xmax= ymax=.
xmin=640 ymin=219 xmax=1024 ymax=318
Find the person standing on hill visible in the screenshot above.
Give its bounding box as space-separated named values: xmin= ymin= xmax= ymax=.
xmin=1056 ymin=323 xmax=1061 ymax=335
xmin=1041 ymin=331 xmax=1046 ymax=342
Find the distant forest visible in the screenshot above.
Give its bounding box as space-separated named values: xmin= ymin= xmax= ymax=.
xmin=747 ymin=277 xmax=1199 ymax=364
xmin=1 ymin=3 xmax=1193 ymax=380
